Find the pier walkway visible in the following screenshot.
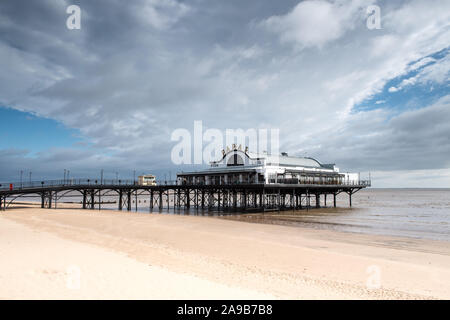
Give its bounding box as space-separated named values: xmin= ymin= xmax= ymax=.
xmin=0 ymin=179 xmax=370 ymax=212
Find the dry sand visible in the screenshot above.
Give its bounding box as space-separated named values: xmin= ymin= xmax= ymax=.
xmin=1 ymin=206 xmax=449 ymax=299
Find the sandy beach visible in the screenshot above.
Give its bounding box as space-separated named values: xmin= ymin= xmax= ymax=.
xmin=1 ymin=206 xmax=449 ymax=299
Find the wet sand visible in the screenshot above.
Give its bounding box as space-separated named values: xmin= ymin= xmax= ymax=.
xmin=1 ymin=206 xmax=449 ymax=299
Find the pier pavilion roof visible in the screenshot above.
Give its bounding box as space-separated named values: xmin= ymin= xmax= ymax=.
xmin=211 ymin=147 xmax=332 ymax=169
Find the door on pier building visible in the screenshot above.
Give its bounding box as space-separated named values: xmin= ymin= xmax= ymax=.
xmin=258 ymin=174 xmax=265 ymax=184
xmin=211 ymin=176 xmax=220 ymax=185
xmin=230 ymin=174 xmax=240 ymax=184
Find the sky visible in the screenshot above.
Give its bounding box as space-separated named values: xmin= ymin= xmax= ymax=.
xmin=0 ymin=0 xmax=449 ymax=187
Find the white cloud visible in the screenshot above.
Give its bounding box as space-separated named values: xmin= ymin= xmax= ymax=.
xmin=372 ymin=168 xmax=450 ymax=188
xmin=135 ymin=0 xmax=191 ymax=30
xmin=416 ymin=53 xmax=450 ymax=85
xmin=408 ymin=56 xmax=436 ymax=72
xmin=388 ymin=86 xmax=399 ymax=92
xmin=262 ymin=0 xmax=373 ymax=49
xmin=386 ymin=54 xmax=449 ymax=92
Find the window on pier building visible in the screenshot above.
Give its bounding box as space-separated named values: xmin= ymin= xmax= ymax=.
xmin=227 ymin=154 xmax=244 ymax=166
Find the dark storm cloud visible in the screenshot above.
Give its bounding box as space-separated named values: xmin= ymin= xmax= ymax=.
xmin=0 ymin=0 xmax=449 ymax=184
xmin=299 ymin=96 xmax=450 ymax=172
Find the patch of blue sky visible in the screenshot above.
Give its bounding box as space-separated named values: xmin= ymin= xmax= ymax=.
xmin=0 ymin=107 xmax=86 ymax=155
xmin=353 ymin=48 xmax=449 ymax=115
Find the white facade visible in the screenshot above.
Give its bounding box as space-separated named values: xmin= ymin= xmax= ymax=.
xmin=138 ymin=174 xmax=157 ymax=186
xmin=177 ymin=147 xmax=361 ymax=186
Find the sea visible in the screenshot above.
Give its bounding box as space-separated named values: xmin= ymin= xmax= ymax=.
xmin=9 ymin=188 xmax=450 ymax=242
xmin=222 ymin=188 xmax=450 ymax=242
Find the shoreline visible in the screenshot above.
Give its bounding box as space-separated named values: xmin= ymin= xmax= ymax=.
xmin=1 ymin=206 xmax=450 ymax=299
xmin=5 ymin=198 xmax=449 ymax=243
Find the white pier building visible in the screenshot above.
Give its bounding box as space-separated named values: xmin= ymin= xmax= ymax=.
xmin=177 ymin=145 xmax=360 ymax=186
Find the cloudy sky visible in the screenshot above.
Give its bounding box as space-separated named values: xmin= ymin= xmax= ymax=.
xmin=0 ymin=0 xmax=449 ymax=187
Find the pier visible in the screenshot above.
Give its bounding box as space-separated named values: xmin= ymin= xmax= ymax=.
xmin=0 ymin=179 xmax=370 ymax=212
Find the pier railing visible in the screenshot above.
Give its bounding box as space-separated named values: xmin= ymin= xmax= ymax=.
xmin=180 ymin=180 xmax=371 ymax=187
xmin=0 ymin=179 xmax=139 ymax=191
xmin=0 ymin=178 xmax=371 ymax=191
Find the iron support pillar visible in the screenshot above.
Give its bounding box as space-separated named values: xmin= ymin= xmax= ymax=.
xmin=82 ymin=190 xmax=87 ymax=209
xmin=118 ymin=190 xmax=123 ymax=210
xmin=186 ymin=189 xmax=190 ymax=209
xmin=349 ymin=191 xmax=352 ymax=207
xmin=90 ymin=191 xmax=95 ymax=209
xmin=150 ymin=190 xmax=154 ymax=209
xmin=136 ymin=190 xmax=138 ymax=212
xmin=127 ymin=191 xmax=132 ymax=211
xmin=262 ymin=189 xmax=265 ymax=210
xmin=277 ymin=189 xmax=280 ymax=211
xmin=306 ymin=190 xmax=310 ymax=211
xmin=292 ymin=190 xmax=295 ymax=209
xmin=243 ymin=189 xmax=247 ymax=210
xmin=167 ymin=189 xmax=170 ymax=209
xmin=201 ymin=190 xmax=205 ymax=208
xmin=218 ymin=189 xmax=221 ymax=208
xmin=48 ymin=191 xmax=52 ymax=208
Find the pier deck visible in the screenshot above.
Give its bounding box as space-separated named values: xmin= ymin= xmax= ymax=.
xmin=0 ymin=179 xmax=370 ymax=211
